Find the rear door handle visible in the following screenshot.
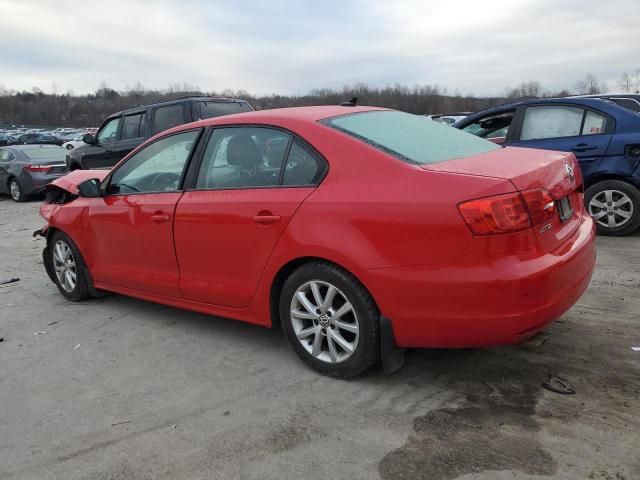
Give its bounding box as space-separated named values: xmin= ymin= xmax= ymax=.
xmin=151 ymin=213 xmax=171 ymax=223
xmin=571 ymin=143 xmax=597 ymax=152
xmin=252 ymin=214 xmax=281 ymax=224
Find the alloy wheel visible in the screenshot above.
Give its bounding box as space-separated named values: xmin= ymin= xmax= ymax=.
xmin=588 ymin=189 xmax=634 ymax=229
xmin=9 ymin=181 xmax=21 ymax=201
xmin=52 ymin=240 xmax=77 ymax=293
xmin=290 ymin=280 xmax=359 ymax=364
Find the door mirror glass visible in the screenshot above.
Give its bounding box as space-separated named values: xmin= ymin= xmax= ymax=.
xmin=77 ymin=178 xmax=101 ymax=198
xmin=82 ymin=133 xmax=94 ymax=144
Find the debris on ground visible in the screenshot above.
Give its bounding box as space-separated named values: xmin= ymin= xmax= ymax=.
xmin=0 ymin=337 xmax=4 ymax=343
xmin=0 ymin=278 xmax=20 ymax=285
xmin=47 ymin=320 xmax=61 ymax=326
xmin=632 ymin=347 xmax=640 ymax=352
xmin=111 ymin=421 xmax=133 ymax=426
xmin=33 ymin=330 xmax=48 ymax=335
xmin=518 ymin=333 xmax=549 ymax=350
xmin=74 ymin=344 xmax=80 ymax=350
xmin=543 ymin=374 xmax=576 ymax=395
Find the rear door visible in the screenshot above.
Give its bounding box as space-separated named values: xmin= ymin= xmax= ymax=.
xmin=509 ymin=104 xmax=613 ymax=180
xmin=115 ymin=111 xmax=148 ymax=159
xmin=174 ymin=126 xmax=326 ymax=307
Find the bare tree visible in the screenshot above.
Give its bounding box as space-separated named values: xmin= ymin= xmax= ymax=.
xmin=504 ymin=80 xmax=542 ymax=99
xmin=574 ymin=73 xmax=605 ymax=95
xmin=617 ymin=72 xmax=633 ymax=93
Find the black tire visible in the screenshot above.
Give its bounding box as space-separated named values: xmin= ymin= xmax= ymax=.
xmin=279 ymin=261 xmax=380 ymax=378
xmin=585 ymin=180 xmax=640 ymax=236
xmin=66 ymin=144 xmax=74 ymax=150
xmin=48 ymin=231 xmax=93 ymax=302
xmin=8 ymin=178 xmax=26 ymax=202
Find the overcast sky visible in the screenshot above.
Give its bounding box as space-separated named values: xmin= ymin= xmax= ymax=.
xmin=1 ymin=0 xmax=637 ymax=96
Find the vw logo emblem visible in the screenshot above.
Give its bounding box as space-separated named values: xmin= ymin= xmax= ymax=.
xmin=565 ymin=163 xmax=575 ymax=183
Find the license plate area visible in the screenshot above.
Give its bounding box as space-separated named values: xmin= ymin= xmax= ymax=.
xmin=557 ymin=195 xmax=573 ymax=222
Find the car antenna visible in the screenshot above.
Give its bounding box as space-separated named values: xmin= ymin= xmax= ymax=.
xmin=340 ymin=97 xmax=358 ymax=107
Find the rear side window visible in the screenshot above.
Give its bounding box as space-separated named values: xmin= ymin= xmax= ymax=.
xmin=520 ymin=106 xmax=583 ymax=140
xmin=152 ymin=104 xmax=186 ymax=135
xmin=582 ymin=111 xmax=607 ymax=135
xmin=323 ymin=110 xmax=499 ymax=165
xmin=196 ymin=101 xmax=253 ymax=120
xmin=282 ymin=141 xmax=325 ymax=186
xmin=121 ymin=112 xmax=146 ymax=140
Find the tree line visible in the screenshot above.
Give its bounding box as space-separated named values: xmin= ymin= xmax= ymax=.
xmin=0 ymin=71 xmax=637 ymax=129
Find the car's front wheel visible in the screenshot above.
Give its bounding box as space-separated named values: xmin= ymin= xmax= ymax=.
xmin=48 ymin=231 xmax=92 ymax=301
xmin=9 ymin=178 xmax=25 ymax=202
xmin=585 ymin=180 xmax=640 ymax=236
xmin=280 ymin=262 xmax=380 ymax=378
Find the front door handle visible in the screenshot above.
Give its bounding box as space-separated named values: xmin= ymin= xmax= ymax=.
xmin=253 ymin=214 xmax=281 ymax=224
xmin=571 ymin=143 xmax=597 ymax=152
xmin=151 ymin=213 xmax=171 ymax=223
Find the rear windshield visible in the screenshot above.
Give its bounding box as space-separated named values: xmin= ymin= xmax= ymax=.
xmin=23 ymin=148 xmax=65 ymax=160
xmin=323 ymin=110 xmax=500 ymax=165
xmin=196 ymin=101 xmax=253 ymax=120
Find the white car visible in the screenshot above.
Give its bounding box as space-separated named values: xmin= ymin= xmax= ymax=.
xmin=62 ymin=135 xmax=86 ymax=150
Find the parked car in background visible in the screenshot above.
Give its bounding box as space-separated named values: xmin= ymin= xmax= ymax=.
xmin=62 ymin=134 xmax=86 ymax=150
xmin=66 ymin=96 xmax=253 ymax=170
xmin=0 ymin=145 xmax=68 ymax=201
xmin=455 ymin=97 xmax=640 ymax=235
xmin=428 ymin=112 xmax=472 ymax=125
xmin=570 ymin=93 xmax=640 ymax=112
xmin=0 ymin=134 xmax=16 ymax=146
xmin=38 ymin=106 xmax=595 ymax=377
xmin=24 ymin=133 xmax=64 ymax=146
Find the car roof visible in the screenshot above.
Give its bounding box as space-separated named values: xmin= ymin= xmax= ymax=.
xmin=153 ymin=105 xmax=388 ymax=140
xmin=456 ymin=97 xmax=640 ymax=127
xmin=106 ymin=96 xmax=251 ymax=118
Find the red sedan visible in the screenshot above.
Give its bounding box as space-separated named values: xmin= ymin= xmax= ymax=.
xmin=38 ymin=106 xmax=596 ymax=378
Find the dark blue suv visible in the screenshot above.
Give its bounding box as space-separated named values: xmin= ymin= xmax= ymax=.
xmin=455 ymin=98 xmax=640 ymax=236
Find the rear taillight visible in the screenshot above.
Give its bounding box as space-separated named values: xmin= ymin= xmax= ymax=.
xmin=521 ymin=189 xmax=555 ymax=225
xmin=458 ymin=192 xmax=531 ymax=235
xmin=459 ymin=188 xmax=566 ymax=235
xmin=24 ymin=165 xmax=52 ymax=173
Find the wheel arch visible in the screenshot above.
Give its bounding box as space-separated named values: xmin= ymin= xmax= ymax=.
xmin=584 ymin=174 xmax=639 ymax=190
xmin=268 ymin=256 xmax=378 ymax=329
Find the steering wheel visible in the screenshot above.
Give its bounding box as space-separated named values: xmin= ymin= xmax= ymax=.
xmin=150 ymin=172 xmax=181 ymax=191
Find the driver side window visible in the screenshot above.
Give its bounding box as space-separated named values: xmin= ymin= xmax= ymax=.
xmin=97 ymin=117 xmax=122 ymax=145
xmin=108 ymin=130 xmax=200 ymax=194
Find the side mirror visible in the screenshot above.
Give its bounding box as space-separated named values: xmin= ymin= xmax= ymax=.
xmin=82 ymin=133 xmax=95 ymax=144
xmin=77 ymin=178 xmax=101 ymax=198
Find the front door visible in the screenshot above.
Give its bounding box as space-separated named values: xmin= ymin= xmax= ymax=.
xmin=509 ymin=105 xmax=613 ymax=181
xmin=174 ymin=126 xmax=326 ymax=307
xmin=87 ymin=129 xmax=202 ymax=296
xmin=83 ymin=116 xmax=125 ymax=169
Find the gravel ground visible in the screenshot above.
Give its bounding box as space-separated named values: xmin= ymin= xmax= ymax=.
xmin=0 ymin=198 xmax=638 ymax=480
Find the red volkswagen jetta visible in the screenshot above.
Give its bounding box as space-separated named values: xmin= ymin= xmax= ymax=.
xmin=38 ymin=106 xmax=596 ymax=377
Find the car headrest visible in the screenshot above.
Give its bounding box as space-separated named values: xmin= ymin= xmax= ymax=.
xmin=227 ymin=134 xmax=261 ymax=170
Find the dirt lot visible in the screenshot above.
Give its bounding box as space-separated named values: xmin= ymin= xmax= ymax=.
xmin=0 ymin=198 xmax=638 ymax=480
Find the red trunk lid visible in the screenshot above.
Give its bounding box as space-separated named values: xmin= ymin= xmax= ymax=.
xmin=423 ymin=146 xmax=584 ymax=253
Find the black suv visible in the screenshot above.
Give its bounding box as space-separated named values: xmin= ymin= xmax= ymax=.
xmin=67 ymin=96 xmax=253 ymax=170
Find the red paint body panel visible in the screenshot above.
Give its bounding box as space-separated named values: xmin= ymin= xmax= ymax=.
xmin=41 ymin=106 xmax=597 ymax=348
xmin=174 ymin=188 xmax=315 ymax=307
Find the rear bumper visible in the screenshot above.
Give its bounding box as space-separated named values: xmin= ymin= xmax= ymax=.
xmin=366 ymin=213 xmax=596 ymax=348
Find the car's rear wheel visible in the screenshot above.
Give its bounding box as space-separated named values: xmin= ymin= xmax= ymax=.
xmin=9 ymin=178 xmax=25 ymax=202
xmin=66 ymin=144 xmax=74 ymax=150
xmin=280 ymin=262 xmax=380 ymax=378
xmin=585 ymin=180 xmax=640 ymax=236
xmin=48 ymin=231 xmax=92 ymax=302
